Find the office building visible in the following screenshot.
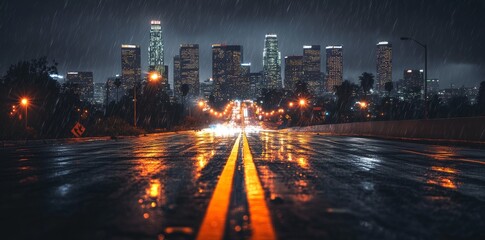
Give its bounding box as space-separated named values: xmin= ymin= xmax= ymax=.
xmin=66 ymin=71 xmax=94 ymax=102
xmin=121 ymin=44 xmax=141 ymax=92
xmin=173 ymin=55 xmax=181 ymax=99
xmin=250 ymin=72 xmax=264 ymax=99
xmin=303 ymin=45 xmax=322 ymax=94
xmin=427 ymin=79 xmax=440 ymax=94
xmin=200 ymin=78 xmax=214 ymax=100
xmin=212 ymin=44 xmax=243 ymax=102
xmin=148 ymin=20 xmax=164 ymax=74
xmin=263 ymin=34 xmax=282 ymax=89
xmin=284 ymin=56 xmax=304 ymax=90
xmin=325 ymin=45 xmax=343 ymax=92
xmin=376 ymin=41 xmax=392 ymax=91
xmin=179 ymin=44 xmax=200 ymax=98
xmin=240 ymin=63 xmax=251 ymax=99
xmin=403 ymin=69 xmax=424 ymax=91
xmin=93 ymin=83 xmax=105 ymax=105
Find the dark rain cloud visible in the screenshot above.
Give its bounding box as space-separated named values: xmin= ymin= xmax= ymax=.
xmin=0 ymin=0 xmax=484 ymax=87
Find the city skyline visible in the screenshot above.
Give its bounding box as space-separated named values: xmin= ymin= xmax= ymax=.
xmin=0 ymin=0 xmax=484 ymax=88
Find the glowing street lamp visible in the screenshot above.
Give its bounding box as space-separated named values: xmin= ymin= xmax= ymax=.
xmin=149 ymin=72 xmax=161 ymax=82
xmin=358 ymin=101 xmax=367 ymax=109
xmin=20 ymin=97 xmax=29 ymax=128
xmin=299 ymin=99 xmax=306 ymax=107
xmin=288 ymin=102 xmax=294 ymax=108
xmin=198 ymin=101 xmax=205 ymax=108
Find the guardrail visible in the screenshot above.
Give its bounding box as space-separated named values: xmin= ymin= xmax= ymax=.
xmin=287 ymin=117 xmax=485 ymax=142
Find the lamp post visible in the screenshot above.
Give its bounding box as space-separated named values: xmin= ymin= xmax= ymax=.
xmin=400 ymin=37 xmax=428 ymax=119
xmin=133 ymin=82 xmax=137 ymax=128
xmin=21 ymin=98 xmax=28 ymax=128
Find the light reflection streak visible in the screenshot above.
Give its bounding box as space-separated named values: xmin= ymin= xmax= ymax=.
xmin=425 ymin=146 xmax=459 ymax=190
xmin=258 ymin=131 xmax=314 ymax=203
xmin=133 ymin=136 xmax=167 ymax=220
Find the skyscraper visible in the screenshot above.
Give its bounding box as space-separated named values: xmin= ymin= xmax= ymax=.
xmin=303 ymin=45 xmax=321 ymax=94
xmin=93 ymin=82 xmax=105 ymax=105
xmin=284 ymin=56 xmax=303 ymax=90
xmin=250 ymin=72 xmax=263 ymax=99
xmin=325 ymin=45 xmax=343 ymax=92
xmin=240 ymin=63 xmax=251 ymax=99
xmin=173 ymin=55 xmax=181 ymax=98
xmin=212 ymin=44 xmax=243 ymax=102
xmin=403 ymin=69 xmax=424 ymax=90
xmin=263 ymin=34 xmax=282 ymax=89
xmin=121 ymin=44 xmax=141 ymax=92
xmin=200 ymin=78 xmax=214 ymax=100
xmin=427 ymin=79 xmax=440 ymax=94
xmin=179 ymin=44 xmax=200 ymax=98
xmin=376 ymin=41 xmax=392 ymax=91
xmin=148 ymin=20 xmax=164 ymax=75
xmin=66 ymin=71 xmax=94 ymax=102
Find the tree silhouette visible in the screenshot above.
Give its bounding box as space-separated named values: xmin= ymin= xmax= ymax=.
xmin=359 ymin=72 xmax=374 ymax=99
xmin=0 ymin=57 xmax=61 ymax=138
xmin=334 ymin=80 xmax=358 ymax=122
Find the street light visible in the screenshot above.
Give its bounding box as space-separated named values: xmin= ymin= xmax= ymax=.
xmin=299 ymin=99 xmax=306 ymax=107
xmin=20 ymin=97 xmax=28 ymax=128
xmin=401 ymin=36 xmax=428 ymax=119
xmin=149 ymin=72 xmax=160 ymax=82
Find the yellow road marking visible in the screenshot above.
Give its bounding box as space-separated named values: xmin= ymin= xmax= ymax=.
xmin=243 ymin=133 xmax=276 ymax=240
xmin=196 ymin=134 xmax=241 ymax=240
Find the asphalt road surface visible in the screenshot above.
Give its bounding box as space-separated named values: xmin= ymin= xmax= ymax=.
xmin=1 ymin=130 xmax=485 ymax=240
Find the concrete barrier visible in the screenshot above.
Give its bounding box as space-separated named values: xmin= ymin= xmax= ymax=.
xmin=287 ymin=117 xmax=485 ymax=142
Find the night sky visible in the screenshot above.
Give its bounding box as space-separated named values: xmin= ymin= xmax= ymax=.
xmin=1 ymin=0 xmax=484 ymax=88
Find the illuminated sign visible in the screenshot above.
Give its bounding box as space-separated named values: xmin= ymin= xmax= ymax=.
xmin=121 ymin=44 xmax=138 ymax=48
xmin=326 ymin=45 xmax=343 ymax=49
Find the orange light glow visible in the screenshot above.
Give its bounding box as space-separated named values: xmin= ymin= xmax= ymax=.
xmin=289 ymin=102 xmax=294 ymax=107
xmin=299 ymin=99 xmax=306 ymax=106
xmin=21 ymin=98 xmax=28 ymax=106
xmin=359 ymin=101 xmax=367 ymax=108
xmin=149 ymin=72 xmax=160 ymax=81
xmin=149 ymin=179 xmax=161 ymax=198
xmin=198 ymin=101 xmax=205 ymax=108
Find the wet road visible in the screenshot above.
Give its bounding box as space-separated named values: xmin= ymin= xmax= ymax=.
xmin=1 ymin=131 xmax=485 ymax=239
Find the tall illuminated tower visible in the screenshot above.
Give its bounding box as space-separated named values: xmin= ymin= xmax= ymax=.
xmin=148 ymin=20 xmax=164 ymax=75
xmin=325 ymin=45 xmax=343 ymax=92
xmin=179 ymin=44 xmax=200 ymax=98
xmin=284 ymin=56 xmax=303 ymax=90
xmin=376 ymin=41 xmax=392 ymax=91
xmin=212 ymin=44 xmax=243 ymax=102
xmin=263 ymin=34 xmax=282 ymax=89
xmin=121 ymin=44 xmax=141 ymax=91
xmin=303 ymin=45 xmax=321 ymax=93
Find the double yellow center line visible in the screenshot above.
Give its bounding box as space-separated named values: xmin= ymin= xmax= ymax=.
xmin=197 ymin=133 xmax=276 ymax=240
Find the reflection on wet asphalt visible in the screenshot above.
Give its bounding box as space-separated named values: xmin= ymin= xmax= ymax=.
xmin=1 ymin=132 xmax=237 ymax=239
xmin=246 ymin=131 xmax=485 ymax=239
xmin=1 ymin=130 xmax=485 ymax=239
